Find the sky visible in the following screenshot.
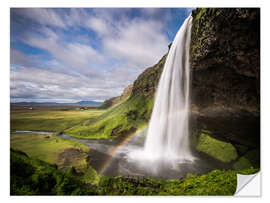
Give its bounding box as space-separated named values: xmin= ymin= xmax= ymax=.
xmin=10 ymin=8 xmax=193 ymax=103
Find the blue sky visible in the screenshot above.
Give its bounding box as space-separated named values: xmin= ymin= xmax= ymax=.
xmin=10 ymin=8 xmax=192 ymax=103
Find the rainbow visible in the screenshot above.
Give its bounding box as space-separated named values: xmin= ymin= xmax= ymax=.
xmin=97 ymin=125 xmax=147 ymax=174
xmin=97 ymin=132 xmax=136 ymax=174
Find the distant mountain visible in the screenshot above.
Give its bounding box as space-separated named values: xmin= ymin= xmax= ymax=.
xmin=11 ymin=100 xmax=103 ymax=106
xmin=74 ymin=101 xmax=103 ymax=106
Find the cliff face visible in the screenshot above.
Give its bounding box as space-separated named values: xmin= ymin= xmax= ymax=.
xmin=190 ymin=8 xmax=260 ymax=168
xmin=131 ymin=54 xmax=167 ymax=98
xmin=190 ymin=8 xmax=260 ymax=111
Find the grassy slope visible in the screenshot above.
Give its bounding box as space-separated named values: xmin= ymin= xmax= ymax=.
xmin=10 ymin=133 xmax=99 ymax=184
xmin=66 ymin=95 xmax=154 ymax=139
xmin=11 ymin=108 xmax=105 ymax=132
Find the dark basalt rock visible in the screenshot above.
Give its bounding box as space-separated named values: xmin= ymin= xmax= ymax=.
xmin=190 ymin=8 xmax=260 ymax=110
xmin=191 ymin=108 xmax=260 ymax=148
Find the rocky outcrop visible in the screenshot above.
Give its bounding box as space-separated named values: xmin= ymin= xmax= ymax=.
xmin=120 ymin=84 xmax=133 ymax=100
xmin=101 ymin=84 xmax=133 ymax=108
xmin=131 ymin=55 xmax=167 ymax=98
xmin=101 ymin=96 xmax=121 ymax=109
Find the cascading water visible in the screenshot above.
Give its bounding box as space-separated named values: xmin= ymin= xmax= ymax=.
xmin=143 ymin=15 xmax=194 ymax=162
xmin=127 ymin=15 xmax=195 ymax=170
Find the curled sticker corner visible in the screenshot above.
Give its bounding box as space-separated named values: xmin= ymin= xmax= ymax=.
xmin=234 ymin=172 xmax=260 ymax=196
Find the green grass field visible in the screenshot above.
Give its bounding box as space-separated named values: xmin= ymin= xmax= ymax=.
xmin=11 ymin=107 xmax=105 ymax=132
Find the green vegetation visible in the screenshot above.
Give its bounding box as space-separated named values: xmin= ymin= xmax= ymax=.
xmin=11 ymin=108 xmax=105 ymax=132
xmin=11 ymin=149 xmax=98 ymax=195
xmin=11 ymin=148 xmax=259 ymax=196
xmin=66 ymin=95 xmax=154 ymax=139
xmin=196 ymin=132 xmax=238 ymax=162
xmin=11 ymin=133 xmax=89 ymax=166
xmin=97 ymin=168 xmax=259 ymax=195
xmin=10 ymin=133 xmax=99 ymax=184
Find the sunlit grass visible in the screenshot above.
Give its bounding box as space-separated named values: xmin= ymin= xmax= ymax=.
xmin=10 ymin=133 xmax=89 ymax=165
xmin=11 ymin=108 xmax=105 ymax=132
xmin=66 ymin=95 xmax=154 ymax=139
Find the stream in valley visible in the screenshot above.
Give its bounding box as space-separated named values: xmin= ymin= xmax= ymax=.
xmin=12 ymin=128 xmax=228 ymax=180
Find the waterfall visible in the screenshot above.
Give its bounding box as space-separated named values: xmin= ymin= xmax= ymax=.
xmin=143 ymin=15 xmax=194 ymax=162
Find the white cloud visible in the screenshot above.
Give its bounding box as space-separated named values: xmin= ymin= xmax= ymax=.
xmin=86 ymin=17 xmax=109 ymax=36
xmin=17 ymin=8 xmax=67 ymax=28
xmin=10 ymin=65 xmax=124 ymax=103
xmin=22 ymin=30 xmax=105 ymax=77
xmin=10 ymin=8 xmax=184 ymax=102
xmin=103 ymin=19 xmax=169 ymax=68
